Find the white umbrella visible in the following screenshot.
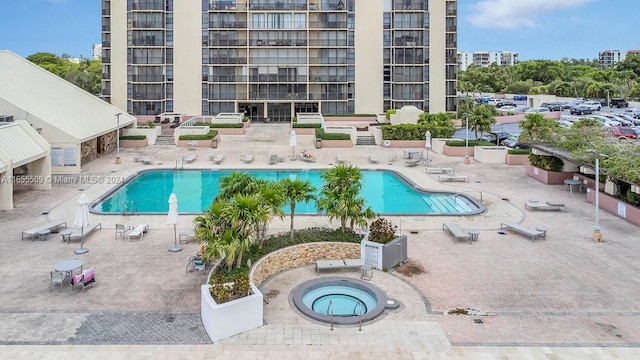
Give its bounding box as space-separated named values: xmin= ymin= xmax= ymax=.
xmin=167 ymin=193 xmax=182 ymax=252
xmin=289 ymin=129 xmax=297 ymax=160
xmin=73 ymin=194 xmax=90 ymax=254
xmin=425 ymin=130 xmax=432 ymax=162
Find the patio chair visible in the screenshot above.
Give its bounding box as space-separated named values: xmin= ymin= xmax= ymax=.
xmin=240 ymin=154 xmax=254 ymax=163
xmin=210 ymin=154 xmax=224 ymax=165
xmin=368 ymin=155 xmax=378 ymax=164
xmin=335 ymin=155 xmax=346 ymax=164
xmin=71 ymin=267 xmax=96 ymax=292
xmin=405 ymin=156 xmax=422 ymax=167
xmin=115 ymin=224 xmax=131 ymax=240
xmin=50 ymin=270 xmax=68 ymax=291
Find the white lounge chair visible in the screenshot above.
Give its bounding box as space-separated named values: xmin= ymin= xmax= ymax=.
xmin=183 ymin=154 xmax=197 ymax=163
xmin=335 ymin=155 xmax=346 ymax=164
xmin=525 ymin=200 xmax=566 ymax=212
xmin=500 ymin=222 xmax=546 ymax=242
xmin=128 ymin=224 xmax=148 ymax=241
xmin=22 ymin=220 xmax=67 ymax=240
xmin=241 ymin=154 xmax=254 ymax=163
xmin=68 ymin=223 xmax=102 ymax=241
xmin=442 ymin=222 xmax=473 ymax=243
xmin=210 ymin=154 xmax=224 ymax=164
xmin=368 ymin=155 xmax=378 ymax=164
xmin=405 ymin=157 xmax=422 ymax=167
xmin=438 ymin=174 xmax=469 ymax=182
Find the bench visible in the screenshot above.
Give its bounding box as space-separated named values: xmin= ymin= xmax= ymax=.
xmin=128 ymin=224 xmax=149 ymax=241
xmin=438 ymin=174 xmax=470 ymax=182
xmin=22 ymin=221 xmax=67 ymax=240
xmin=500 ymin=222 xmax=546 ymax=242
xmin=426 ymin=167 xmax=453 ymax=174
xmin=68 ymin=223 xmax=102 ymax=241
xmin=315 ymin=258 xmax=364 ymax=274
xmin=442 ymin=222 xmax=472 ymax=243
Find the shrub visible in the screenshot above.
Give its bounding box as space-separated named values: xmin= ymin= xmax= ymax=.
xmin=508 ymin=148 xmax=532 ymax=155
xmin=529 ymin=154 xmax=563 ymax=172
xmin=179 ymin=130 xmax=218 ymax=140
xmin=368 ymin=218 xmax=396 ymax=244
xmin=119 ymin=135 xmax=146 ymax=140
xmin=315 ymin=128 xmax=350 ymax=140
xmin=324 ymin=114 xmax=376 ymax=117
xmin=385 ymin=109 xmax=397 ymax=120
xmin=292 ymin=123 xmax=322 ymax=128
xmin=193 ymin=122 xmax=243 ymax=128
xmin=445 ymin=140 xmax=494 ymax=147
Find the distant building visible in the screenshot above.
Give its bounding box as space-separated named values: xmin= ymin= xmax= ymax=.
xmin=457 ymin=51 xmax=518 ymax=71
xmin=599 ymin=50 xmax=625 ymax=68
xmin=92 ymin=44 xmax=102 ymax=60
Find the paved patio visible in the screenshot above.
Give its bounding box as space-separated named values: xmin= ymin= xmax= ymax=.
xmin=1 ymin=123 xmax=639 ymax=359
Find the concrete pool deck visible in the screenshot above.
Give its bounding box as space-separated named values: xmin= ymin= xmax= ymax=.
xmin=1 ymin=123 xmax=639 ymax=359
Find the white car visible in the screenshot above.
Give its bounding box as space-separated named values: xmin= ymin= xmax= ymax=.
xmin=497 ymin=105 xmax=516 ymax=112
xmin=582 ymin=101 xmax=602 ymax=111
xmin=589 ymin=115 xmax=620 ymax=127
xmin=525 ymin=107 xmax=551 ymax=113
xmin=556 ymin=120 xmax=573 ymax=128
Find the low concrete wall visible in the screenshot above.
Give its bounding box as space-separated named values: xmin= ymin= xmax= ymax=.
xmin=586 ymin=188 xmax=640 ymax=227
xmin=382 ymin=140 xmax=425 ymax=148
xmin=176 ymin=136 xmax=219 ymax=148
xmin=292 ymin=128 xmax=317 ymax=136
xmin=506 ymin=154 xmax=530 ymax=165
xmin=431 ymin=138 xmax=463 ymax=154
xmin=250 ymin=242 xmax=360 ymax=286
xmin=325 ymin=126 xmax=356 ymax=145
xmin=474 ymin=146 xmax=509 ymax=164
xmin=123 ymin=126 xmax=161 ymax=145
xmin=212 ymin=121 xmax=249 ymax=135
xmin=320 ymin=139 xmax=354 ymax=148
xmin=119 ymin=138 xmax=147 ymax=148
xmin=444 ymin=145 xmax=475 ymax=157
xmin=525 ymin=164 xmax=575 ymax=185
xmin=174 ymin=126 xmax=210 ymax=144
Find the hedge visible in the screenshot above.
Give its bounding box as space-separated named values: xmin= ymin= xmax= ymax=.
xmin=508 ymin=148 xmax=532 ymax=155
xmin=194 ymin=122 xmax=243 ymax=128
xmin=315 ymin=128 xmax=351 ymax=140
xmin=178 ymin=130 xmax=219 ymax=140
xmin=445 ymin=140 xmax=494 ymax=147
xmin=119 ymin=135 xmax=146 ymax=140
xmin=323 ymin=114 xmax=377 ymax=117
xmin=292 ymin=123 xmax=322 ymax=128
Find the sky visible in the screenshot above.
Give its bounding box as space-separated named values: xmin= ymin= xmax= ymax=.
xmin=0 ymin=0 xmax=637 ymax=61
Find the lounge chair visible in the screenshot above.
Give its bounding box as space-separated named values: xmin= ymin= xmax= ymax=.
xmin=141 ymin=157 xmax=153 ymax=165
xmin=335 ymin=155 xmax=346 ymax=164
xmin=128 ymin=224 xmax=148 ymax=241
xmin=368 ymin=155 xmax=378 ymax=164
xmin=525 ymin=200 xmax=566 ymax=212
xmin=68 ymin=223 xmax=102 ymax=242
xmin=22 ymin=220 xmax=67 ymax=240
xmin=269 ymin=154 xmax=278 ymax=165
xmin=442 ymin=222 xmax=473 ymax=243
xmin=405 ymin=156 xmax=422 ymax=167
xmin=183 ymin=154 xmax=197 ymax=163
xmin=426 ymin=167 xmax=453 ymax=174
xmin=299 ymin=151 xmax=317 ymax=163
xmin=210 ymin=154 xmax=224 ymax=164
xmin=240 ymin=154 xmax=254 ymax=163
xmin=179 ymin=230 xmax=195 ymax=244
xmin=315 ymin=258 xmax=364 ymax=273
xmin=438 ymin=174 xmax=470 ymax=182
xmin=500 ymin=222 xmax=546 ymax=242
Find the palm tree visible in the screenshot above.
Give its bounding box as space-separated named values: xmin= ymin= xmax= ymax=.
xmin=281 ymin=178 xmax=316 ymax=239
xmin=468 ymin=104 xmax=496 ymax=139
xmin=217 ymin=172 xmax=265 ymax=201
xmin=222 ymin=194 xmax=271 ymax=267
xmin=254 ymin=181 xmax=286 ymax=246
xmin=316 ymin=164 xmax=374 ymax=231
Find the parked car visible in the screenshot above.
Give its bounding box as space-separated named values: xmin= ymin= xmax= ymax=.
xmin=525 ymin=107 xmax=551 ymax=113
xmin=475 ymin=96 xmax=491 ymax=103
xmin=512 ymin=106 xmax=530 ymax=113
xmin=601 ymin=114 xmax=632 ymax=127
xmin=570 ymin=105 xmax=593 ymax=115
xmin=606 ymin=126 xmax=640 ymax=140
xmin=556 ymin=120 xmax=574 ymax=128
xmin=610 ymin=98 xmax=629 ymax=108
xmin=595 ymin=98 xmax=609 ymax=107
xmin=617 ymin=114 xmax=640 ymax=126
xmin=540 ymin=102 xmax=563 ymax=111
xmin=496 ymin=100 xmax=517 ymax=108
xmin=481 ymin=130 xmax=511 ymax=145
xmin=582 ymin=101 xmax=602 ymax=111
xmin=512 ymin=94 xmax=528 ymax=101
xmin=500 ymin=134 xmax=530 ymax=149
xmin=496 ymin=105 xmax=517 ymax=112
xmin=488 ymin=99 xmax=502 ymax=106
xmin=623 ymin=108 xmax=640 ymax=119
xmin=589 ymin=115 xmax=621 ymax=127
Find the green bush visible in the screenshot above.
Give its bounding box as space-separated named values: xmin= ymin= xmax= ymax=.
xmin=529 ymin=154 xmax=563 ymax=172
xmin=324 ymin=114 xmax=377 ymax=117
xmin=178 ymin=130 xmax=218 ymax=140
xmin=119 ymin=135 xmax=146 ymax=140
xmin=508 ymin=148 xmax=532 ymax=155
xmin=292 ymin=123 xmax=322 ymax=128
xmin=193 ymin=122 xmax=243 ymax=128
xmin=385 ymin=109 xmax=397 ymax=120
xmin=445 ymin=140 xmax=494 ymax=147
xmin=381 ymin=122 xmax=455 ymax=140
xmin=315 ymin=128 xmax=350 ymax=140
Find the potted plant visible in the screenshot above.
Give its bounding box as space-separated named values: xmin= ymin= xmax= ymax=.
xmin=361 ymin=217 xmax=407 ymax=270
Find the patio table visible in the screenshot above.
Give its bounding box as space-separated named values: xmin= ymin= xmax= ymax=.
xmin=55 ymin=259 xmax=83 ymax=280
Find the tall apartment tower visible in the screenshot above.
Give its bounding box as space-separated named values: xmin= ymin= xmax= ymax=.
xmin=101 ymin=0 xmax=457 ymax=120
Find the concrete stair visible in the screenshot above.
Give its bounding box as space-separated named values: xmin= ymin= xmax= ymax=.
xmin=356 ymin=135 xmax=376 ymax=146
xmin=155 ymin=135 xmax=175 ymax=145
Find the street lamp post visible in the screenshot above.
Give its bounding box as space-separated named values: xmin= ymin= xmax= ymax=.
xmin=464 ymin=114 xmax=470 ymax=164
xmin=115 ymin=113 xmax=122 ymax=164
xmin=588 ymin=150 xmax=604 ymax=241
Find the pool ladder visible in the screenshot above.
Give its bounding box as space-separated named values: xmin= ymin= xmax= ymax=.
xmin=328 ymin=300 xmax=334 ymax=331
xmin=354 ymin=301 xmax=364 ymax=331
xmin=122 ymin=200 xmax=138 ymax=215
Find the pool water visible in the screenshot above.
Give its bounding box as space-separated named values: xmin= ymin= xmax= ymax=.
xmin=93 ymin=169 xmax=483 ymax=215
xmin=303 ymin=285 xmax=377 ymax=316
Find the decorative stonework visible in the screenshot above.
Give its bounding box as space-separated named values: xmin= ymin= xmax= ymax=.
xmin=250 ymin=242 xmax=360 ymax=286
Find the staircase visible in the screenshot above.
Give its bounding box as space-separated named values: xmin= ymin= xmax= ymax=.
xmin=356 ymin=135 xmax=376 ymax=146
xmin=155 ymin=135 xmax=175 ymax=145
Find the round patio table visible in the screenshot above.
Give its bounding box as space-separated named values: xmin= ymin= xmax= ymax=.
xmin=55 ymin=259 xmax=83 ymax=274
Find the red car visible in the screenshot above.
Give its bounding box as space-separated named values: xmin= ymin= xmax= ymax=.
xmin=606 ymin=127 xmax=640 ymax=140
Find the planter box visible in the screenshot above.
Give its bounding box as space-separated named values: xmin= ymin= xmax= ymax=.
xmin=525 ymin=164 xmax=575 ymax=185
xmin=319 ymin=139 xmax=353 ymax=148
xmin=119 ymin=138 xmax=147 ymax=148
xmin=443 ymin=145 xmax=474 ymax=157
xmin=201 ymin=283 xmax=263 ymax=343
xmin=291 ymin=128 xmax=317 ymax=135
xmin=506 ymin=154 xmax=530 ymax=166
xmin=382 ymin=140 xmax=425 ymax=148
xmin=586 ymin=188 xmax=640 ymax=227
xmin=176 ymin=136 xmax=219 ymax=148
xmin=361 ymin=235 xmax=407 ymax=270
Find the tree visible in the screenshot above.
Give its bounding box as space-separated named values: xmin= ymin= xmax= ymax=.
xmin=316 ymin=164 xmax=374 ymax=231
xmin=467 ymin=104 xmax=495 ymax=138
xmin=518 ymin=113 xmax=558 ymax=144
xmin=616 ymin=54 xmax=640 ymax=78
xmin=281 ymin=178 xmax=316 ymax=240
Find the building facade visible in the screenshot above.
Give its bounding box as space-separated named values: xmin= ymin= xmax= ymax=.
xmin=101 ymin=0 xmax=457 ymax=120
xmin=457 ymin=51 xmax=518 ymax=71
xmin=599 ymin=50 xmax=625 ymax=68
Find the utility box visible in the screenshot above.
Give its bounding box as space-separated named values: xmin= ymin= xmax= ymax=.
xmin=315 ymin=138 xmax=322 ymax=149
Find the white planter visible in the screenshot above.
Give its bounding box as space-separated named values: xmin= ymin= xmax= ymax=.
xmin=361 ymin=235 xmax=407 ymax=270
xmin=200 ymin=283 xmax=263 ymax=342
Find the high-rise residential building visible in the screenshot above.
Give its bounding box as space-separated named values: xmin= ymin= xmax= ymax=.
xmin=101 ymin=0 xmax=457 ymax=120
xmin=92 ymin=44 xmax=103 ymax=60
xmin=599 ymin=50 xmax=624 ymax=68
xmin=457 ymin=51 xmax=518 ymax=71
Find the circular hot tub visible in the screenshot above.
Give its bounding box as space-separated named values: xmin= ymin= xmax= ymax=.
xmin=291 ymin=277 xmax=389 ymax=325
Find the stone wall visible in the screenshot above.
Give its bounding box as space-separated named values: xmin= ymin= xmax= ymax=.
xmin=250 ymin=242 xmax=360 ymax=286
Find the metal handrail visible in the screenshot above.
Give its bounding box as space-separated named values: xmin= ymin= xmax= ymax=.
xmin=355 ymin=301 xmax=364 ymax=331
xmin=328 ymin=300 xmax=334 ymax=331
xmin=454 ymin=190 xmax=483 ymax=203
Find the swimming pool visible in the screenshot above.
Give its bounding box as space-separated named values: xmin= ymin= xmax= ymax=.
xmin=92 ymin=169 xmax=484 ymax=215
